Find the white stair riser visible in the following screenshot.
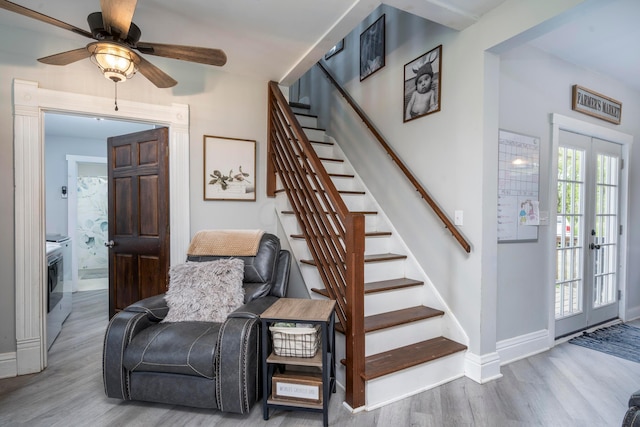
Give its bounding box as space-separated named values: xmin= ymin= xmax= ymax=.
xmin=364 ymin=259 xmax=405 ymax=283
xmin=329 ymin=176 xmax=361 ymax=192
xmin=320 ymin=161 xmax=350 ymax=176
xmin=289 ymin=235 xmax=398 ymax=261
xmin=365 ymin=318 xmax=443 ymax=356
xmin=303 ymin=127 xmax=326 ymax=141
xmin=340 ymin=194 xmax=375 ymax=212
xmin=295 ymin=114 xmax=318 ymax=128
xmin=364 ymin=235 xmax=391 ymax=254
xmin=310 ymin=142 xmax=335 ymax=158
xmin=365 ymin=352 xmax=466 ymax=410
xmin=364 ymin=286 xmax=423 ymax=315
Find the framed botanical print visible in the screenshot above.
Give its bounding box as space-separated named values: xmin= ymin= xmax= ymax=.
xmin=203 ymin=135 xmax=256 ymax=201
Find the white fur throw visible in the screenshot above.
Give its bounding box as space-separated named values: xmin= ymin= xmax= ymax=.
xmin=162 ymin=258 xmax=245 ymax=323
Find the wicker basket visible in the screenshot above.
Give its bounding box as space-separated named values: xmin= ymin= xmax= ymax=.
xmin=269 ymin=323 xmax=321 ymax=357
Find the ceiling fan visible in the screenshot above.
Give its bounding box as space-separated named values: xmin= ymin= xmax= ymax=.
xmin=0 ymin=0 xmax=227 ymax=88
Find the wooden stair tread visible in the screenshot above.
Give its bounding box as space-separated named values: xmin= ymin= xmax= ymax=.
xmin=334 ymin=305 xmax=444 ymax=334
xmin=363 ymin=277 xmax=424 ymax=293
xmin=327 ymin=173 xmax=355 ymax=178
xmin=363 ymin=306 xmax=444 ymax=332
xmin=281 ymin=210 xmax=378 ymax=215
xmin=310 ymin=140 xmax=333 ymax=146
xmin=302 ymin=126 xmax=326 ymax=132
xmin=295 ymin=154 xmax=343 ymax=163
xmin=274 ymin=188 xmax=364 ymax=195
xmin=362 ymin=337 xmax=467 ymax=381
xmin=301 ymin=252 xmax=406 ymax=266
xmin=289 ymin=102 xmax=310 ymax=110
xmin=311 ymin=277 xmax=422 ymax=299
xmin=291 ymin=231 xmax=391 ymax=240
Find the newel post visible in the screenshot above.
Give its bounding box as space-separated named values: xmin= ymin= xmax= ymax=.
xmin=266 ymin=82 xmax=277 ymax=197
xmin=344 ymin=213 xmax=366 ymax=410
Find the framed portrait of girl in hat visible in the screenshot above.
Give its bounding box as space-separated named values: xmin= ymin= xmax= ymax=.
xmin=403 ymin=45 xmax=442 ymax=123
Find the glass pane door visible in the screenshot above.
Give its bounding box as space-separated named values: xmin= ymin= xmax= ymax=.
xmin=555 ymin=131 xmax=621 ymax=338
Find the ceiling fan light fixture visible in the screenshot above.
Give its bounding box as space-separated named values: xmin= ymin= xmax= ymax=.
xmin=88 ymin=42 xmax=138 ymax=83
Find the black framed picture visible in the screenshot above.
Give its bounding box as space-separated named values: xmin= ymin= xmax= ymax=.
xmin=325 ymin=39 xmax=344 ymax=60
xmin=403 ymin=45 xmax=442 ymax=122
xmin=359 ymin=14 xmax=385 ymax=81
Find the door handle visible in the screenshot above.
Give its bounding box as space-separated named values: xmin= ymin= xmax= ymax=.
xmin=589 ymin=243 xmax=601 ymax=250
xmin=105 ymin=240 xmax=115 ymax=248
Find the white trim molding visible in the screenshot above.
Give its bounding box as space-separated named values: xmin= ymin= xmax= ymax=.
xmin=0 ymin=352 xmax=17 ymax=379
xmin=496 ymin=329 xmax=550 ymax=365
xmin=13 ymin=79 xmax=190 ymax=376
xmin=464 ymin=351 xmax=502 ymax=384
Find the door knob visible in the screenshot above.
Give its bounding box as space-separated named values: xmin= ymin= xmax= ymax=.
xmin=589 ymin=243 xmax=601 ymax=250
xmin=105 ymin=240 xmax=115 ymax=248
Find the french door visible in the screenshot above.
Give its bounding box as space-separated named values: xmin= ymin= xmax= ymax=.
xmin=555 ymin=130 xmax=621 ymax=338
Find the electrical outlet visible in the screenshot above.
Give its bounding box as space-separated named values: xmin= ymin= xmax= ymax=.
xmin=454 ymin=210 xmax=463 ymax=226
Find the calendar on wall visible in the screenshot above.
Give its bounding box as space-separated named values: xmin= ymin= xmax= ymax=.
xmin=497 ymin=129 xmax=540 ymax=242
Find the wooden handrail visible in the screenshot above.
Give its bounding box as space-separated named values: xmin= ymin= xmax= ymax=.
xmin=267 ymin=81 xmax=366 ymax=409
xmin=316 ymin=62 xmax=471 ymax=253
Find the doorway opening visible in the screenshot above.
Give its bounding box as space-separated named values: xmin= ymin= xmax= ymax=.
xmin=13 ymin=80 xmax=191 ymax=375
xmin=44 ymin=113 xmax=157 ymax=349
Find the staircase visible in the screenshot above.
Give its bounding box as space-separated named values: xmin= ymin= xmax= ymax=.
xmin=273 ymin=101 xmax=468 ymax=410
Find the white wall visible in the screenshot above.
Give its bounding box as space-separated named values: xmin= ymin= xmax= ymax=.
xmin=304 ymin=0 xmax=592 ymax=362
xmin=498 ymin=44 xmax=640 ymax=339
xmin=0 ymin=24 xmax=277 ymax=355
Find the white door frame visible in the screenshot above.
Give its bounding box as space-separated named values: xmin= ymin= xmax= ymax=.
xmin=13 ymin=79 xmax=191 ymax=375
xmin=548 ymin=113 xmax=632 ymax=345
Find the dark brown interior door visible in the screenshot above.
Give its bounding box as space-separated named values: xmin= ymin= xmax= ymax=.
xmin=107 ymin=127 xmax=170 ymax=318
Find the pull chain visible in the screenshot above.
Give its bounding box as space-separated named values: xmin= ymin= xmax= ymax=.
xmin=114 ymin=81 xmax=119 ymax=111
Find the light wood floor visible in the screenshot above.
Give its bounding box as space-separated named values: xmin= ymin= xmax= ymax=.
xmin=1 ymin=290 xmax=638 ymax=426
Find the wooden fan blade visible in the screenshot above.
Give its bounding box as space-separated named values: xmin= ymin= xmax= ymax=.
xmin=38 ymin=47 xmax=92 ymax=66
xmin=136 ymin=42 xmax=227 ymax=67
xmin=134 ymin=54 xmax=177 ymax=88
xmin=0 ymin=0 xmax=93 ymax=39
xmin=100 ymin=0 xmax=137 ymax=40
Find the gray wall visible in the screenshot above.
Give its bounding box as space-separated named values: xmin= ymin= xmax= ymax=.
xmin=45 ymin=135 xmax=107 ymax=237
xmin=497 ymin=43 xmax=640 ymax=339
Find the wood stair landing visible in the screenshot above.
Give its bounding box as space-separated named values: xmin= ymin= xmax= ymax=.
xmin=360 ymin=337 xmax=467 ymax=381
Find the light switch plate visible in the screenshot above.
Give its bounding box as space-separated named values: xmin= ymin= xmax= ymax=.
xmin=454 ymin=210 xmax=463 ymax=226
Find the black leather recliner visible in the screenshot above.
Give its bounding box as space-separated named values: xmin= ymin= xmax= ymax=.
xmin=623 ymin=390 xmax=640 ymax=426
xmin=102 ymin=233 xmax=291 ymax=414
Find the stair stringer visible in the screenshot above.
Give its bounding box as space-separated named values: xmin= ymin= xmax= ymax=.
xmin=274 ymin=117 xmax=469 ymax=410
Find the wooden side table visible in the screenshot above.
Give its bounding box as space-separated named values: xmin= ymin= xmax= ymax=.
xmin=261 ymin=298 xmax=336 ymax=427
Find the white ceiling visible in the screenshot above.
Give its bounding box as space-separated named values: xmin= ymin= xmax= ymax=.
xmin=3 ymin=0 xmax=639 ymax=137
xmin=0 ymin=0 xmax=508 ymax=87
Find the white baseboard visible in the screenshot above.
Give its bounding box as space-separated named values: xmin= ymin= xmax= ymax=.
xmin=0 ymin=352 xmax=17 ymax=379
xmin=497 ymin=329 xmax=550 ymax=365
xmin=464 ymin=351 xmax=502 ymax=383
xmin=625 ymin=304 xmax=640 ymax=322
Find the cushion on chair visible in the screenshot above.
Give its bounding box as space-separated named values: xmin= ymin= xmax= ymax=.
xmin=123 ymin=322 xmax=221 ymax=379
xmin=162 ymin=258 xmax=245 ymax=323
xmin=187 ymin=233 xmax=281 ymax=302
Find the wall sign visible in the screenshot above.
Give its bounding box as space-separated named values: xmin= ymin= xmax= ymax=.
xmin=572 ymin=84 xmax=622 ymax=125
